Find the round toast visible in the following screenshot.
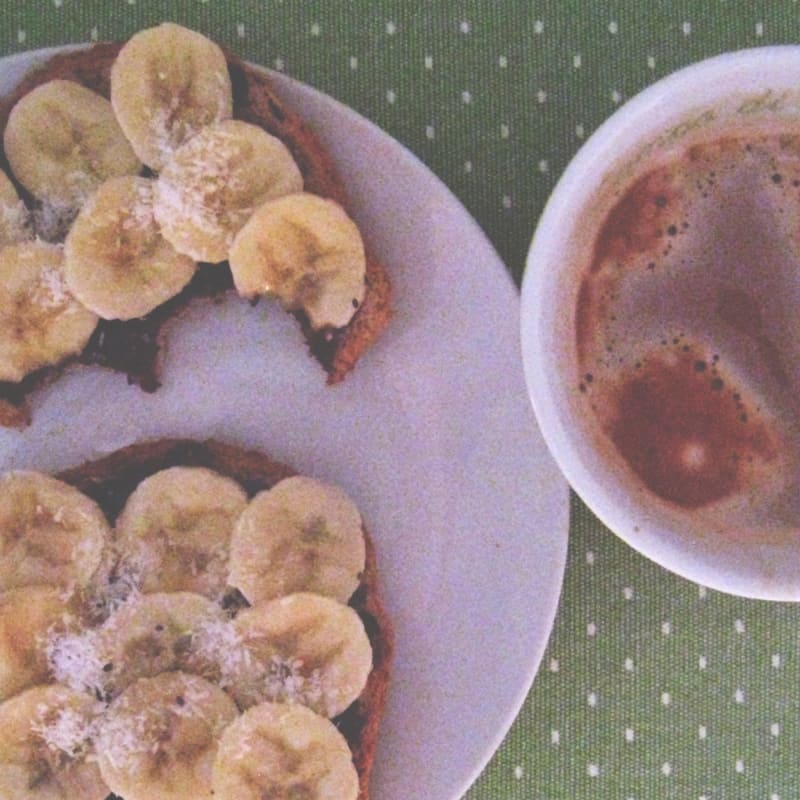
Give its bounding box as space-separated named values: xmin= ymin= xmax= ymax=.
xmin=56 ymin=436 xmax=393 ymax=800
xmin=0 ymin=41 xmax=392 ymax=427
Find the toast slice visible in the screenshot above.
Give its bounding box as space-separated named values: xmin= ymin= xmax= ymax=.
xmin=0 ymin=41 xmax=392 ymax=428
xmin=56 ymin=436 xmax=394 ymax=800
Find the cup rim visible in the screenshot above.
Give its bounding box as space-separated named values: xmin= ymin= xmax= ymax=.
xmin=521 ymin=45 xmax=800 ymax=601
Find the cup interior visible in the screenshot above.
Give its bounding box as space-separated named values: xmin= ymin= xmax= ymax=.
xmin=521 ymin=46 xmax=800 ymax=600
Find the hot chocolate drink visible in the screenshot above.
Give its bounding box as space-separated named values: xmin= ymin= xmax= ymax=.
xmin=575 ymin=130 xmax=800 ymax=526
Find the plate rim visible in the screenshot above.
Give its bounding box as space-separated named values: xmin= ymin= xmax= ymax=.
xmin=0 ymin=42 xmax=570 ymax=800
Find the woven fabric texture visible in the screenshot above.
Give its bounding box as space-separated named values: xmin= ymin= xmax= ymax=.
xmin=3 ymin=2 xmax=800 ymax=798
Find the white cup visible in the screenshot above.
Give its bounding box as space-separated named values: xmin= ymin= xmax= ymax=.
xmin=521 ymin=47 xmax=800 ymax=600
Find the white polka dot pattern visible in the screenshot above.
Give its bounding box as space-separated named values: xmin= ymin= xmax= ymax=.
xmin=470 ymin=495 xmax=800 ymax=799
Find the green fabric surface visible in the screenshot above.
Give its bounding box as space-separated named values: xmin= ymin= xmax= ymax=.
xmin=3 ymin=2 xmax=800 ymax=798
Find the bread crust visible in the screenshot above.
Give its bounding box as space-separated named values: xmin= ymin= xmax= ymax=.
xmin=57 ymin=437 xmax=394 ymax=800
xmin=0 ymin=41 xmax=392 ymax=427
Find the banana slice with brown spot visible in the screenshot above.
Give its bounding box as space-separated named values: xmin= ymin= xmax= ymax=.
xmin=153 ymin=119 xmax=303 ymax=263
xmin=110 ymin=22 xmax=233 ymax=170
xmin=228 ymin=476 xmax=366 ymax=606
xmin=0 ymin=586 xmax=77 ymax=702
xmin=92 ymin=592 xmax=228 ymax=699
xmin=229 ymin=191 xmax=367 ymax=329
xmin=96 ymin=671 xmax=238 ymax=800
xmin=4 ymin=79 xmax=141 ymax=215
xmin=0 ymin=241 xmax=99 ymax=382
xmin=0 ymin=683 xmax=108 ymax=800
xmin=231 ymin=592 xmax=373 ymax=718
xmin=211 ymin=701 xmax=359 ymax=800
xmin=113 ymin=466 xmax=247 ymax=599
xmin=64 ymin=176 xmax=197 ymax=321
xmin=0 ymin=470 xmax=109 ymax=594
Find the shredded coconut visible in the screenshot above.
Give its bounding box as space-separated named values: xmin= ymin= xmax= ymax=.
xmin=149 ymin=101 xmax=201 ymax=166
xmin=192 ymin=618 xmax=253 ymax=688
xmin=123 ymin=181 xmax=156 ymax=231
xmin=50 ymin=504 xmax=67 ymax=525
xmin=231 ymin=734 xmax=254 ymax=762
xmin=194 ymin=619 xmax=346 ymax=714
xmin=156 ymin=172 xmax=224 ymax=237
xmin=29 ymin=169 xmax=95 ymax=240
xmin=45 ymin=628 xmax=105 ymax=696
xmin=155 ymin=129 xmax=251 ymax=243
xmin=32 ymin=703 xmax=97 ymax=758
xmin=96 ymin=702 xmax=153 ymax=771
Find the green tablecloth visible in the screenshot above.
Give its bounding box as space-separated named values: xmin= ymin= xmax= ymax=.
xmin=4 ymin=2 xmax=800 ymax=798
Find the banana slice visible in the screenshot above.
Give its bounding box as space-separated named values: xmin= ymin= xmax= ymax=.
xmin=228 ymin=476 xmax=366 ymax=605
xmin=113 ymin=466 xmax=247 ymax=598
xmin=228 ymin=192 xmax=367 ymax=329
xmin=231 ymin=592 xmax=372 ymax=717
xmin=110 ymin=22 xmax=233 ymax=171
xmin=64 ymin=176 xmax=197 ymax=320
xmin=4 ymin=79 xmax=141 ymax=214
xmin=0 ymin=169 xmax=31 ymax=247
xmin=92 ymin=591 xmax=227 ymax=699
xmin=212 ymin=701 xmax=359 ymax=800
xmin=153 ymin=119 xmax=303 ymax=263
xmin=0 ymin=470 xmax=109 ymax=594
xmin=0 ymin=241 xmax=99 ymax=382
xmin=0 ymin=586 xmax=76 ymax=703
xmin=0 ymin=683 xmax=108 ymax=800
xmin=96 ymin=671 xmax=238 ymax=800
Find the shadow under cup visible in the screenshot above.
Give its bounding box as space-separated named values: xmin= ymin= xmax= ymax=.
xmin=521 ymin=47 xmax=800 ymax=601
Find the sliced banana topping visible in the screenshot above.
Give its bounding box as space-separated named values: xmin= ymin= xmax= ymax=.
xmin=0 ymin=169 xmax=31 ymax=247
xmin=110 ymin=22 xmax=233 ymax=171
xmin=232 ymin=592 xmax=372 ymax=718
xmin=92 ymin=592 xmax=227 ymax=699
xmin=4 ymin=79 xmax=141 ymax=215
xmin=113 ymin=466 xmax=247 ymax=599
xmin=0 ymin=470 xmax=109 ymax=594
xmin=229 ymin=191 xmax=367 ymax=329
xmin=212 ymin=701 xmax=359 ymax=800
xmin=228 ymin=476 xmax=366 ymax=605
xmin=0 ymin=24 xmax=373 ymax=375
xmin=0 ymin=586 xmax=76 ymax=703
xmin=154 ymin=119 xmax=303 ymax=263
xmin=0 ymin=683 xmax=108 ymax=800
xmin=96 ymin=671 xmax=238 ymax=800
xmin=64 ymin=176 xmax=197 ymax=321
xmin=0 ymin=241 xmax=99 ymax=382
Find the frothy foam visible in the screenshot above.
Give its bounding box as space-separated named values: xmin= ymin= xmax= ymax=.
xmin=575 ymin=130 xmax=800 ymax=529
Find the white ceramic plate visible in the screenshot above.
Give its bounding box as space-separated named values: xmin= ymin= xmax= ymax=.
xmin=0 ymin=47 xmax=569 ymax=800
